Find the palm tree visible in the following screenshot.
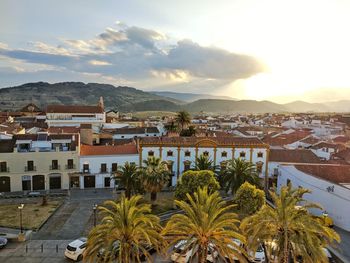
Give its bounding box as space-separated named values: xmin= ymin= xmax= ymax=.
xmin=175 ymin=110 xmax=191 ymax=132
xmin=240 ymin=184 xmax=340 ymax=263
xmin=193 ymin=154 xmax=215 ymax=171
xmin=112 ymin=162 xmax=141 ymax=198
xmin=139 ymin=156 xmax=170 ymax=202
xmin=222 ymin=158 xmax=260 ymax=194
xmin=84 ymin=195 xmax=163 ymax=263
xmin=163 ymin=187 xmax=247 ymax=263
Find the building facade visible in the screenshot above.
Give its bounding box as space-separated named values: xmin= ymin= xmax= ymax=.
xmin=139 ymin=137 xmax=269 ymax=186
xmin=0 ymin=133 xmax=79 ymax=192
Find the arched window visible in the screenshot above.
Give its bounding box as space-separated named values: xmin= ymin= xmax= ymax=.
xmin=240 ymin=152 xmax=246 ymax=158
xmin=167 ymin=150 xmax=173 ymax=157
xmin=257 ymin=152 xmax=263 ymax=158
xmin=148 ymin=151 xmax=154 ymax=157
xmin=221 ymin=151 xmax=227 ymax=158
xmin=185 ymin=150 xmax=191 ymax=157
xmin=203 ymin=151 xmax=209 ymax=157
xmin=184 ymin=161 xmax=191 ymax=171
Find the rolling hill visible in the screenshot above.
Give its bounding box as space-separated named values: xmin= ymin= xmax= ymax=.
xmin=0 ymin=82 xmax=349 ymax=113
xmin=151 ymin=91 xmax=235 ymax=102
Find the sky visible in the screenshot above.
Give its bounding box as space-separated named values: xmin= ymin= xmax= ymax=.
xmin=1 ymin=0 xmax=350 ymax=103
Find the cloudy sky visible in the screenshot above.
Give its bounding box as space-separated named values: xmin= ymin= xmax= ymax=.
xmin=1 ymin=0 xmax=350 ymax=103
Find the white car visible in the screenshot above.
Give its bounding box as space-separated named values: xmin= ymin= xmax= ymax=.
xmin=248 ymin=245 xmax=265 ymax=262
xmin=64 ymin=237 xmax=87 ymax=261
xmin=170 ymin=240 xmax=218 ymax=263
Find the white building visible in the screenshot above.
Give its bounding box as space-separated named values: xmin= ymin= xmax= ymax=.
xmin=78 ymin=144 xmax=139 ymax=189
xmin=46 ymin=105 xmax=105 ymax=128
xmin=277 ymin=164 xmax=350 ymax=231
xmin=139 ymin=137 xmax=269 ymax=186
xmin=112 ymin=127 xmax=162 ymax=139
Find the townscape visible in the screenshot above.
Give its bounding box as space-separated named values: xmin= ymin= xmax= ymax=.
xmin=0 ymin=98 xmax=349 ymax=262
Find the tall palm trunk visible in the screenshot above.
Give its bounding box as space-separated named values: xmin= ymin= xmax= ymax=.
xmin=283 ymin=231 xmax=289 ymax=263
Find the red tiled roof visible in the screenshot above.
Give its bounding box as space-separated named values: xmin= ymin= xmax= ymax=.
xmin=295 ymin=164 xmax=350 ymax=184
xmin=299 ymin=136 xmax=320 ymax=145
xmin=46 ymin=105 xmax=104 ymax=114
xmin=270 ymin=149 xmax=321 ymax=163
xmin=48 ymin=127 xmax=81 ymax=134
xmin=310 ymin=142 xmax=338 ymax=150
xmin=332 ymin=148 xmax=350 ymax=163
xmin=263 ymin=130 xmax=312 ymax=146
xmin=332 ymin=136 xmax=350 ymax=144
xmin=80 ymin=144 xmax=138 ymax=156
xmin=140 ymin=136 xmax=267 ymax=147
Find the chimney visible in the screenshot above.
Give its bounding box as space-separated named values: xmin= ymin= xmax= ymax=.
xmin=80 ymin=124 xmax=93 ymax=145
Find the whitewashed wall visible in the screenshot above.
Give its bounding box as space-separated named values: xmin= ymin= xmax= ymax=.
xmin=277 ymin=165 xmax=350 ymax=231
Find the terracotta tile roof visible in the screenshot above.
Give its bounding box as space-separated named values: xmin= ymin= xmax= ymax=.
xmin=80 ymin=143 xmax=138 ymax=156
xmin=310 ymin=142 xmax=338 ymax=150
xmin=332 ymin=148 xmax=350 ymax=163
xmin=48 ymin=127 xmax=80 ymax=134
xmin=113 ymin=127 xmax=159 ymax=135
xmin=270 ymin=149 xmax=321 ymax=163
xmin=332 ymin=136 xmax=350 ymax=144
xmin=263 ymin=130 xmax=312 ymax=146
xmin=46 ymin=105 xmax=104 ymax=114
xmin=140 ymin=136 xmax=267 ymax=147
xmin=299 ymin=136 xmax=320 ymax=145
xmin=295 ymin=164 xmax=350 ymax=184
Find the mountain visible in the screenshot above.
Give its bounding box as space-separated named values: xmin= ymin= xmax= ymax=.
xmin=0 ymin=82 xmax=180 ymax=111
xmin=150 ymin=91 xmax=235 ymax=103
xmin=1 ymin=82 xmax=350 ymax=113
xmin=184 ymin=99 xmax=287 ymax=113
xmin=283 ymin=101 xmax=331 ymax=112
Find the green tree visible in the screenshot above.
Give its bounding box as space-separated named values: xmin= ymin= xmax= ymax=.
xmin=112 ymin=162 xmax=141 ymax=198
xmin=240 ymin=184 xmax=340 ymax=263
xmin=222 ymin=158 xmax=260 ymax=194
xmin=175 ymin=110 xmax=191 ymax=132
xmin=175 ymin=170 xmax=220 ymax=200
xmin=164 ymin=187 xmax=247 ymax=263
xmin=139 ymin=156 xmax=170 ymax=202
xmin=84 ymin=195 xmax=163 ymax=263
xmin=193 ymin=154 xmax=216 ymax=171
xmin=234 ymin=182 xmax=265 ymax=216
xmin=180 ymin=125 xmax=196 ymax=136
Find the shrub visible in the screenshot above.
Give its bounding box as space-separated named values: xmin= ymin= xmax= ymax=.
xmin=234 ymin=182 xmax=265 ymax=215
xmin=175 ymin=170 xmax=220 ymax=200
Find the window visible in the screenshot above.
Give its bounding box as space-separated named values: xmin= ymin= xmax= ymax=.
xmin=112 ymin=163 xmax=118 ymax=172
xmin=185 ymin=151 xmax=191 ymax=157
xmin=256 ymin=162 xmax=263 ymax=173
xmin=51 ymin=160 xmax=59 ymax=170
xmin=22 ymin=176 xmax=31 ymax=191
xmin=83 ymin=163 xmax=89 ymax=173
xmin=67 ymin=159 xmax=74 ymax=169
xmin=240 ymin=152 xmax=246 ymax=158
xmin=101 ymin=163 xmax=107 ymax=173
xmin=27 ymin=161 xmax=34 ymax=171
xmin=0 ymin=162 xmax=7 ymax=172
xmin=257 ymin=152 xmax=263 ymax=158
xmin=184 ymin=161 xmax=191 ymax=171
xmin=203 ymin=151 xmax=209 ymax=157
xmin=148 ymin=151 xmax=154 ymax=157
xmin=167 ymin=150 xmax=173 ymax=157
xmin=221 ymin=151 xmax=227 ymax=158
xmin=287 ymin=179 xmax=291 ymax=185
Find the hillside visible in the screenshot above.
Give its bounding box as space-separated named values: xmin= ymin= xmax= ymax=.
xmin=0 ymin=82 xmax=179 ymax=111
xmin=1 ymin=82 xmax=350 ymax=113
xmin=151 ymin=91 xmax=235 ymax=102
xmin=184 ymin=99 xmax=287 ymax=113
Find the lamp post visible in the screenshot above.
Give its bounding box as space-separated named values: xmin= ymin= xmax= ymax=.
xmin=18 ymin=204 xmax=24 ymax=233
xmin=93 ymin=204 xmax=97 ymax=227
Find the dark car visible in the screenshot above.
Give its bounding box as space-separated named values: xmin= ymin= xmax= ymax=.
xmin=0 ymin=237 xmax=8 ymax=248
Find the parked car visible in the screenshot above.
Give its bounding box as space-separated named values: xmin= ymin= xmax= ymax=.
xmin=170 ymin=240 xmax=218 ymax=263
xmin=247 ymin=244 xmax=265 ymax=263
xmin=0 ymin=237 xmax=8 ymax=248
xmin=64 ymin=237 xmax=87 ymax=261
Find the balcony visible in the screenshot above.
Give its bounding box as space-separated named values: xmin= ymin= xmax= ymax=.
xmin=50 ymin=165 xmax=61 ymax=171
xmin=82 ymin=168 xmax=90 ymax=174
xmin=100 ymin=168 xmax=109 ymax=174
xmin=25 ymin=166 xmax=36 ymax=172
xmin=65 ymin=164 xmax=76 ymax=170
xmin=0 ymin=167 xmax=9 ymax=173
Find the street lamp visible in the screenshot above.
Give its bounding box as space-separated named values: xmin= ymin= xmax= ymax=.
xmin=18 ymin=204 xmax=24 ymax=233
xmin=93 ymin=204 xmax=97 ymax=227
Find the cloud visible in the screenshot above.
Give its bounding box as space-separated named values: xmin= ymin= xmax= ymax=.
xmin=0 ymin=23 xmax=264 ymax=92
